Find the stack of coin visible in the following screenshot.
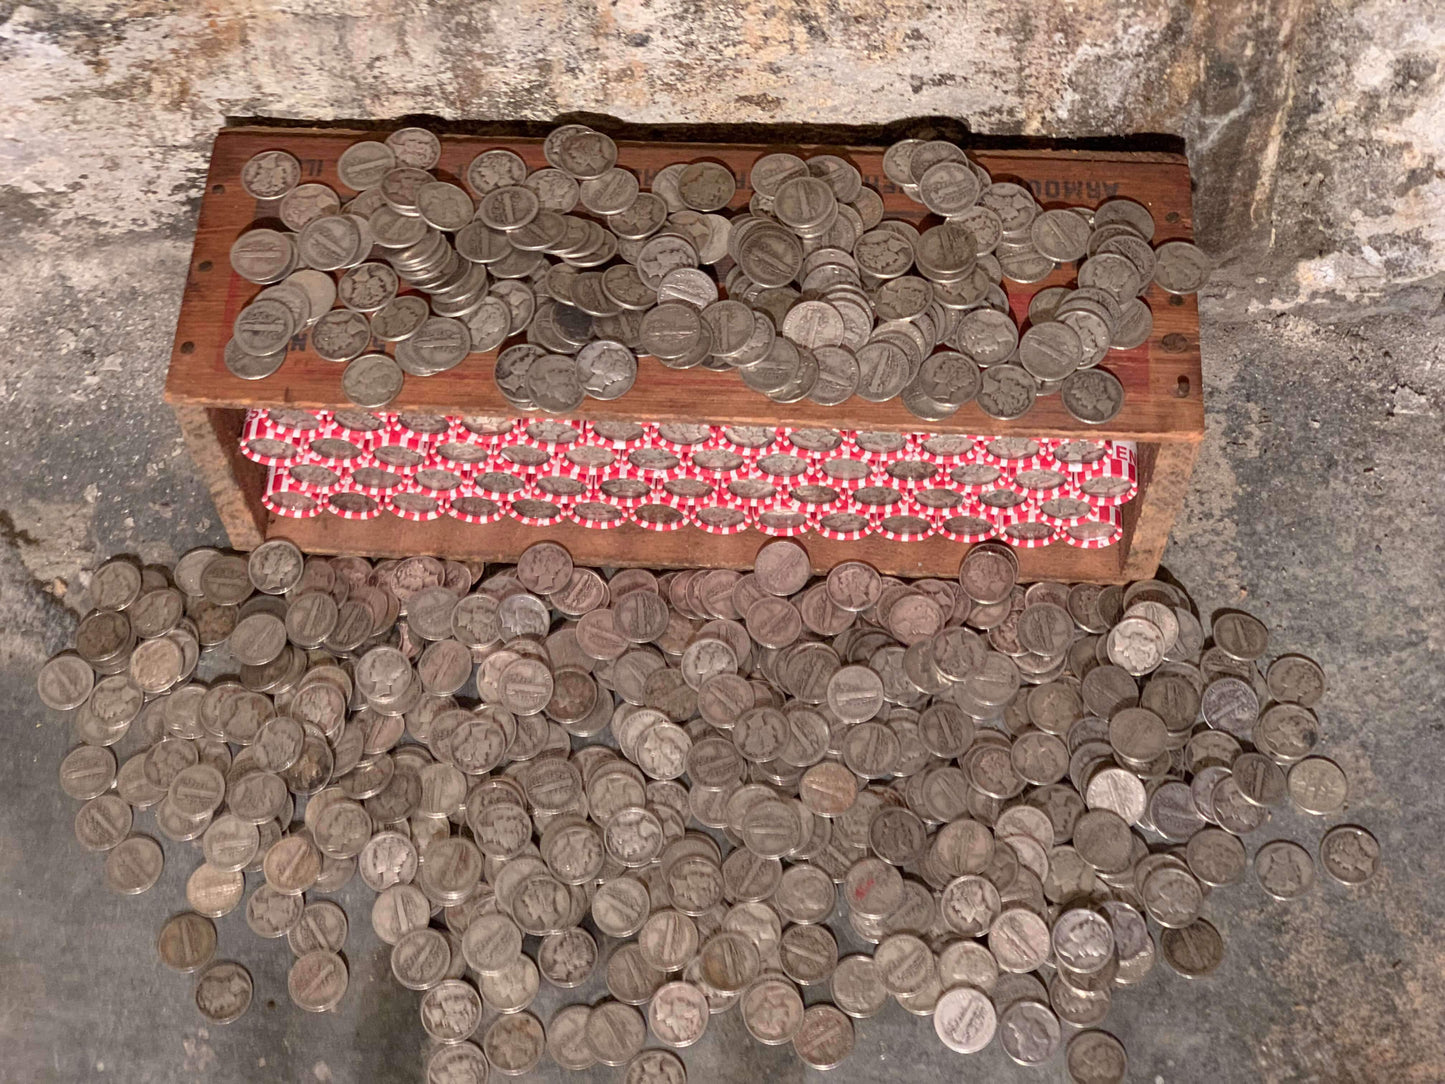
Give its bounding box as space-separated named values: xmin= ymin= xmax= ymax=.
xmin=227 ymin=126 xmax=1212 ymax=424
xmin=40 ymin=540 xmax=1376 ymax=1080
xmin=242 ymin=409 xmax=1138 ymax=545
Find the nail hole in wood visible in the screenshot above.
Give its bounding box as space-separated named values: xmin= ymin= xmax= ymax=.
xmin=1176 ymin=375 xmax=1191 ymax=397
xmin=180 ymin=341 xmax=195 ymax=354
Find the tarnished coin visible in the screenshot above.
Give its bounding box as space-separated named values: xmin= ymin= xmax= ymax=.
xmin=157 ymin=911 xmax=218 ymax=974
xmin=1320 ymin=825 xmax=1380 ymax=886
xmin=1254 ymin=839 xmax=1316 ymax=900
xmin=194 ymin=960 xmax=254 ymax=1024
xmin=1067 ymin=1030 xmax=1129 ymax=1084
xmin=105 ymin=835 xmax=164 ymax=895
xmin=289 ymin=950 xmax=349 ymax=1012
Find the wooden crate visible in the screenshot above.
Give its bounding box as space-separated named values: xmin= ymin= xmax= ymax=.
xmin=166 ymin=127 xmax=1203 ymax=582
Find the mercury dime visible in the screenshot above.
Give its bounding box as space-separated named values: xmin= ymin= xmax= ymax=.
xmin=342 ymin=354 xmax=404 ymax=409
xmin=626 ymin=1049 xmax=687 ymax=1084
xmin=194 ymin=960 xmax=254 ymax=1024
xmin=741 ymin=977 xmax=804 ymax=1045
xmin=588 ymin=1000 xmax=647 ymax=1066
xmin=1254 ymin=839 xmax=1316 ymax=900
xmin=934 ymin=984 xmax=997 ymax=1053
xmin=1160 ymin=918 xmax=1224 ymax=978
xmin=157 ymin=911 xmax=218 ymax=974
xmin=105 ymin=835 xmax=164 ymax=895
xmin=1067 ymin=1030 xmax=1129 ymax=1084
xmin=1320 ymin=824 xmax=1380 ymax=885
xmin=241 ymin=151 xmax=301 ymax=200
xmin=1286 ymin=756 xmax=1348 ymax=814
xmin=289 ymin=950 xmax=349 ymax=1012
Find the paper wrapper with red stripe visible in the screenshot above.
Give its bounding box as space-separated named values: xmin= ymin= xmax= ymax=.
xmin=752 ymin=449 xmax=814 ymax=491
xmin=715 ymin=424 xmax=782 ymax=457
xmin=471 ymin=459 xmax=531 ymax=501
xmin=391 ymin=413 xmax=453 ymax=446
xmin=914 ymin=432 xmax=979 ymax=465
xmin=509 ymin=492 xmax=572 ymax=527
xmin=1076 ymin=443 xmax=1138 ymax=507
xmin=447 ymin=489 xmax=509 ymax=525
xmin=788 ymin=478 xmax=846 ymax=512
xmin=999 ymin=507 xmax=1056 ymax=548
xmin=875 ymin=455 xmax=943 ymax=493
xmin=384 ymin=483 xmax=447 ymax=522
xmin=779 ymin=426 xmax=849 ymax=460
xmin=1046 ymin=437 xmax=1114 ymax=477
xmin=851 ymin=482 xmax=907 ymax=518
xmin=240 ymin=412 xmax=304 ymax=466
xmin=1008 ymin=455 xmax=1074 ymax=500
xmin=411 ymin=451 xmax=471 ymax=498
xmin=929 ymin=505 xmax=997 ymax=543
xmin=847 ymin=430 xmax=914 ymax=462
xmin=432 ymin=433 xmax=496 ymax=471
xmin=722 ymin=472 xmax=784 ymax=509
xmin=813 ymin=506 xmax=874 ymax=541
xmin=977 ymin=434 xmax=1057 ymax=468
xmin=754 ymin=495 xmax=813 ymax=537
xmin=324 ymin=490 xmax=384 ymax=520
xmin=568 ymin=498 xmax=628 ymax=530
xmin=346 ymin=453 xmax=413 ymax=495
xmin=585 ymin=419 xmax=654 ymax=450
xmin=492 ymin=441 xmax=551 ymax=475
xmin=813 ymin=447 xmax=873 ymax=492
xmin=621 ymin=442 xmax=685 ymax=480
xmin=651 ymin=422 xmax=718 ymax=455
xmin=377 ymin=421 xmax=437 ymax=456
xmin=589 ymin=465 xmax=655 ymax=509
xmin=559 ymin=440 xmax=621 ymax=476
xmin=630 ymin=498 xmax=690 ymax=532
xmin=262 ymin=408 xmax=330 ymax=438
xmin=304 ymin=424 xmax=372 ymax=467
xmin=689 ymin=499 xmax=751 ymax=535
xmin=281 ymin=456 xmax=344 ymax=495
xmin=911 ymin=482 xmax=971 ymax=517
xmin=516 ymin=417 xmax=588 ymax=453
xmin=657 ymin=469 xmax=717 ymax=507
xmin=685 ymin=441 xmax=751 ymax=481
xmin=449 ymin=415 xmax=519 ymax=449
xmin=1060 ymin=505 xmax=1123 ymax=548
xmin=1036 ymin=490 xmax=1096 ymax=527
xmin=941 ymin=455 xmax=1011 ymax=496
xmin=871 ymin=497 xmax=934 ymax=541
xmin=261 ymin=466 xmax=322 ymax=518
xmin=976 ymin=486 xmax=1035 ymax=524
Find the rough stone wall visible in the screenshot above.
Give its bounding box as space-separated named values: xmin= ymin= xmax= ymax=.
xmin=2 ymin=0 xmax=1443 ymax=314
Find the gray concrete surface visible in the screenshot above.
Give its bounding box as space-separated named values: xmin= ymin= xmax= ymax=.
xmin=1 ymin=2 xmax=1444 ymax=1082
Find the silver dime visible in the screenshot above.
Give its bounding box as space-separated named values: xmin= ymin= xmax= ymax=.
xmin=1320 ymin=824 xmax=1380 ymax=885
xmin=194 ymin=960 xmax=253 ymax=1024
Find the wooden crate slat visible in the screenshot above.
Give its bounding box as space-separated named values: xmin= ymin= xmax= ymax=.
xmin=264 ymin=509 xmax=1127 ymax=582
xmin=165 ymin=129 xmax=1204 ymax=442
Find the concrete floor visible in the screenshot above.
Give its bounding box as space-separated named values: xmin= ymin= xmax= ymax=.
xmin=2 ymin=2 xmax=1444 ymax=1082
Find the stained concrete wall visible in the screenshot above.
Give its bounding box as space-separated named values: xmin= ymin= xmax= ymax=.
xmin=3 ymin=0 xmax=1444 ymax=314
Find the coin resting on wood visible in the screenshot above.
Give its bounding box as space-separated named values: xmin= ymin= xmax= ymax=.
xmin=227 ymin=125 xmax=1212 ymax=425
xmin=42 ymin=538 xmax=1374 ymax=1081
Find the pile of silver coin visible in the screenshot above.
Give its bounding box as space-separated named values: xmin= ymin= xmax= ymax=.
xmin=228 ymin=124 xmax=1213 ymax=423
xmin=41 ymin=540 xmax=1377 ymax=1081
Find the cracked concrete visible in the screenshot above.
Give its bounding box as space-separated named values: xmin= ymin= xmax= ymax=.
xmin=1 ymin=2 xmax=1443 ymax=1082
